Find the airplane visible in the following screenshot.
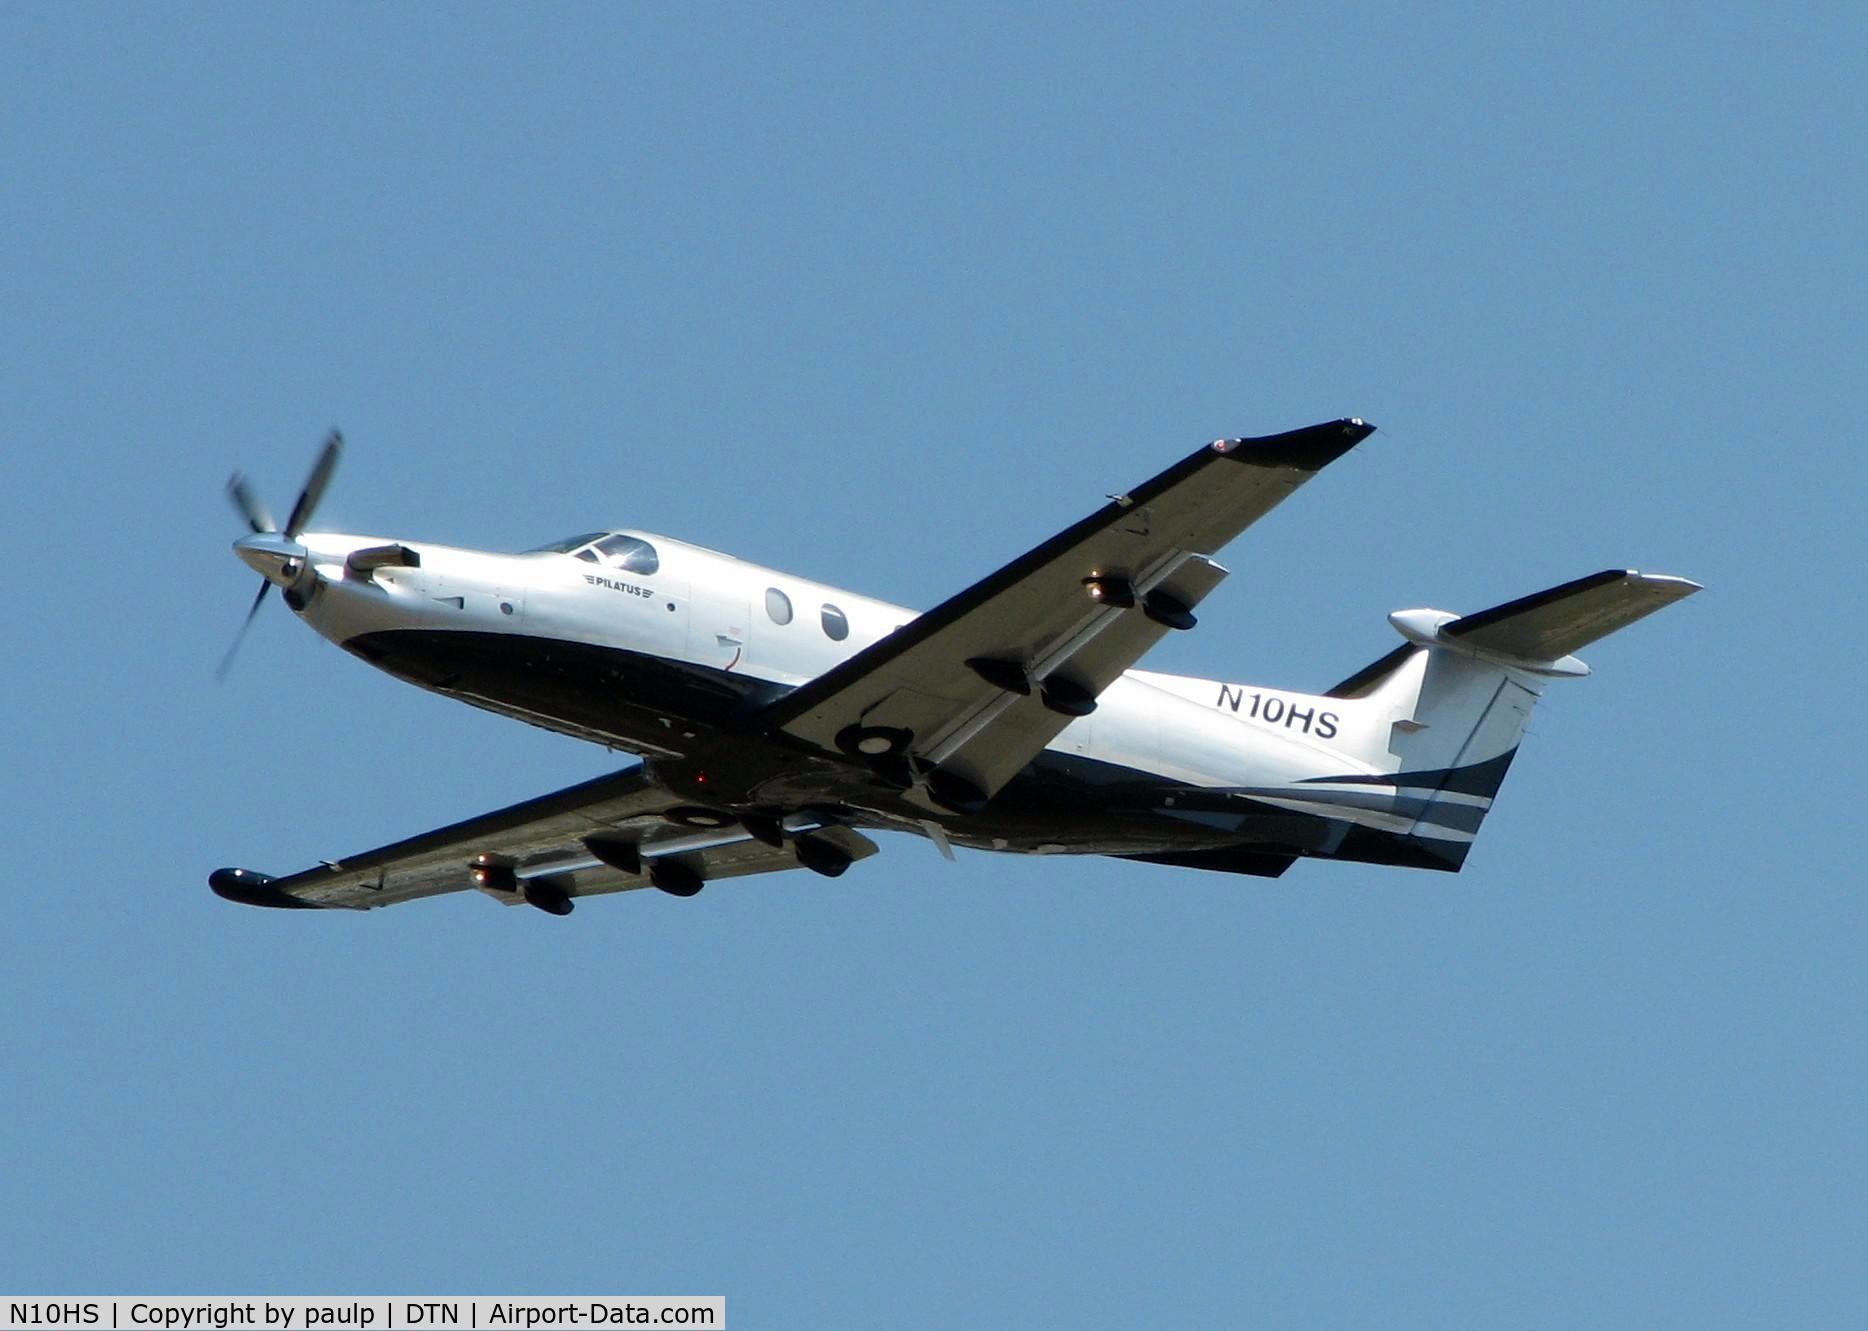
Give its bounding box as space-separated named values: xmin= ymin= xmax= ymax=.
xmin=210 ymin=419 xmax=1699 ymax=915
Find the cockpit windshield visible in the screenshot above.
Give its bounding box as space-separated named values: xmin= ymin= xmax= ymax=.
xmin=521 ymin=531 xmax=660 ymax=575
xmin=523 ymin=532 xmax=607 ymax=554
xmin=590 ymin=533 xmax=660 ymax=574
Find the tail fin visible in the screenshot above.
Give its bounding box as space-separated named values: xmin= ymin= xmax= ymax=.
xmin=1320 ymin=570 xmax=1700 ymax=871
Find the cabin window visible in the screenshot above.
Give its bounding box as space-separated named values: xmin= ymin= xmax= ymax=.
xmin=593 ymin=533 xmax=660 ymax=575
xmin=820 ymin=603 xmax=850 ymax=641
xmin=765 ymin=587 xmax=793 ymax=625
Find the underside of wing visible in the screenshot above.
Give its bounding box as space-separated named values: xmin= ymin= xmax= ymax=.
xmin=759 ymin=419 xmax=1374 ymax=810
xmin=209 ymin=764 xmax=879 ymax=912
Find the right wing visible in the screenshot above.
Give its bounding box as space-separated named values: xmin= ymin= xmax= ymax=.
xmin=209 ymin=763 xmax=878 ymax=912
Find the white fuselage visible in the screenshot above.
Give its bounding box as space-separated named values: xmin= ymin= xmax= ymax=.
xmin=236 ymin=515 xmax=1546 ymax=874
xmin=290 ymin=530 xmax=1393 ymax=806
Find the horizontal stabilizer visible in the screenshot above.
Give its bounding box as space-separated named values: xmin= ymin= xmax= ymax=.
xmin=1326 ymin=643 xmax=1420 ymax=699
xmin=1440 ymin=569 xmax=1701 ymax=663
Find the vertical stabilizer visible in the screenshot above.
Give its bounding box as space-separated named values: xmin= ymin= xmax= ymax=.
xmin=1310 ymin=646 xmax=1534 ymax=870
xmin=1314 ymin=569 xmax=1698 ymax=871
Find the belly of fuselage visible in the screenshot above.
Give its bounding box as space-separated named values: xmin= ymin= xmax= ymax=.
xmin=336 ymin=625 xmax=1208 ymax=852
xmin=342 ymin=627 xmax=786 ymax=752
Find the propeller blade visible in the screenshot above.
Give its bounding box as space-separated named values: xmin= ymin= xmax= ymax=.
xmin=226 ymin=473 xmax=276 ymax=534
xmin=215 ymin=579 xmax=273 ymax=682
xmin=283 ymin=430 xmax=342 ymax=540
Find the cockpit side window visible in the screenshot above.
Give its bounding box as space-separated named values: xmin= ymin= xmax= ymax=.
xmin=593 ymin=533 xmax=660 ymax=575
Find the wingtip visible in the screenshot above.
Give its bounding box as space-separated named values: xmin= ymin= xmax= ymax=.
xmin=1624 ymin=570 xmax=1705 ymax=598
xmin=1216 ymin=417 xmax=1376 ymax=471
xmin=209 ymin=866 xmax=324 ymax=909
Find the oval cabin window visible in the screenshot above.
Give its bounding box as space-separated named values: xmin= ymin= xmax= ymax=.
xmin=820 ymin=604 xmax=850 ymax=641
xmin=765 ymin=587 xmax=793 ymax=625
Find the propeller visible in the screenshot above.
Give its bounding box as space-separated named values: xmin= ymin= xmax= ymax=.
xmin=217 ymin=431 xmax=343 ymax=680
xmin=227 ymin=473 xmax=274 ymax=535
xmin=282 ymin=434 xmax=340 ymax=541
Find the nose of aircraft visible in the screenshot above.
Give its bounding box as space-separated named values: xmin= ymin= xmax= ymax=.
xmin=233 ymin=532 xmax=308 ymax=586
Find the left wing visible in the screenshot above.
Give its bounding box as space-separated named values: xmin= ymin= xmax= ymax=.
xmin=209 ymin=764 xmax=878 ymax=912
xmin=760 ymin=419 xmax=1374 ymax=811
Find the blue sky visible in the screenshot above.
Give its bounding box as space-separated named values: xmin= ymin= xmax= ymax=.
xmin=2 ymin=4 xmax=1862 ymax=1325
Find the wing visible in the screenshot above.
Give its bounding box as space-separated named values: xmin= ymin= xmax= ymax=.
xmin=760 ymin=419 xmax=1375 ymax=809
xmin=209 ymin=764 xmax=879 ymax=912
